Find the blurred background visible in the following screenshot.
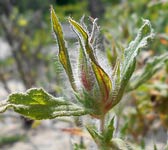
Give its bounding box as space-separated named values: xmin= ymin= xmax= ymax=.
xmin=0 ymin=0 xmax=168 ymax=149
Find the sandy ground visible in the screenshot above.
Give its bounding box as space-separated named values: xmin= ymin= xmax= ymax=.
xmin=0 ymin=113 xmax=78 ymax=150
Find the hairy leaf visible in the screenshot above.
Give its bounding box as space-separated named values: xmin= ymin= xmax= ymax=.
xmin=112 ymin=19 xmax=154 ymax=107
xmin=122 ymin=19 xmax=154 ymax=80
xmin=51 ymin=6 xmax=76 ymax=91
xmin=0 ymin=88 xmax=88 ymax=120
xmin=129 ymin=53 xmax=168 ymax=91
xmin=75 ymin=90 xmax=102 ymax=117
xmin=122 ymin=19 xmax=154 ymax=83
xmin=86 ymin=126 xmax=103 ymax=144
xmin=103 ymin=117 xmax=115 ymax=143
xmin=107 ymin=59 xmax=121 ymax=109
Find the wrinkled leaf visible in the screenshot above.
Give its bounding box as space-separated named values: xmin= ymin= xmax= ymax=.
xmin=128 ymin=53 xmax=168 ymax=91
xmin=122 ymin=19 xmax=154 ymax=79
xmin=0 ymin=88 xmax=88 ymax=120
xmin=122 ymin=19 xmax=154 ymax=82
xmin=51 ymin=6 xmax=76 ymax=91
xmin=112 ymin=19 xmax=154 ymax=107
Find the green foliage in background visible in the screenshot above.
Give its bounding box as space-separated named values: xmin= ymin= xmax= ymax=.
xmin=122 ymin=64 xmax=168 ymax=140
xmin=103 ymin=0 xmax=168 ymax=54
xmin=54 ymin=1 xmax=88 ymax=22
xmin=0 ymin=4 xmax=59 ymax=93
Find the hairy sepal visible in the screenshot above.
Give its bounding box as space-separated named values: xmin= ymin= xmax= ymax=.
xmin=51 ymin=6 xmax=76 ymax=91
xmin=69 ymin=18 xmax=112 ymax=110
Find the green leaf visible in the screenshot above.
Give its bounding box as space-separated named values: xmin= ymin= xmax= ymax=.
xmin=122 ymin=19 xmax=154 ymax=83
xmin=50 ymin=6 xmax=77 ymax=91
xmin=128 ymin=53 xmax=168 ymax=91
xmin=87 ymin=126 xmax=139 ymax=150
xmin=112 ymin=19 xmax=154 ymax=107
xmin=75 ymin=89 xmax=102 ymax=117
xmin=109 ymin=59 xmax=121 ymax=108
xmin=0 ymin=88 xmax=88 ymax=120
xmin=103 ymin=117 xmax=115 ymax=143
xmin=86 ymin=126 xmax=103 ymax=145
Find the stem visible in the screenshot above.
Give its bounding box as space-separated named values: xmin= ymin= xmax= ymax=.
xmin=100 ymin=115 xmax=105 ymax=133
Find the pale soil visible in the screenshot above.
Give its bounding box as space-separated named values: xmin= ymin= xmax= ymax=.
xmin=0 ymin=113 xmax=73 ymax=150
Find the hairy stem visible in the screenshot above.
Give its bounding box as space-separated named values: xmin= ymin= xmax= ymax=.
xmin=100 ymin=115 xmax=105 ymax=133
